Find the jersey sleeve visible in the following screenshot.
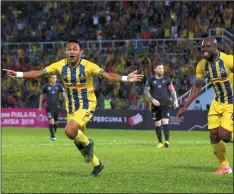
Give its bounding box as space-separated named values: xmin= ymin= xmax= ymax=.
xmin=196 ymin=60 xmax=206 ymax=80
xmin=41 ymin=85 xmax=47 ymax=94
xmin=166 ymin=77 xmax=174 ymax=90
xmin=42 ymin=61 xmax=60 ymax=75
xmin=226 ymin=55 xmax=233 ymax=71
xmin=59 ymin=84 xmax=65 ymax=93
xmin=145 ymin=78 xmax=151 ymax=89
xmin=89 ymin=61 xmax=104 ymax=76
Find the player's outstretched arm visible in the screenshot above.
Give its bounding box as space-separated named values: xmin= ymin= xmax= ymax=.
xmin=176 ymin=77 xmax=203 ymax=119
xmin=101 ymin=70 xmax=144 ymax=82
xmin=3 ymin=69 xmax=43 ymax=79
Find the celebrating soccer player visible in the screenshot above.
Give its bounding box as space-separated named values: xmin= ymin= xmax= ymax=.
xmin=3 ymin=40 xmax=144 ymax=176
xmin=177 ymin=37 xmax=233 ymax=174
xmin=144 ymin=64 xmax=179 ymax=148
xmin=38 ymin=75 xmax=67 ymax=141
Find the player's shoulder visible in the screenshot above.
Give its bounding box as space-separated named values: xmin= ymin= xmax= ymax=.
xmin=146 ymin=76 xmax=154 ymax=82
xmin=53 ymin=58 xmax=68 ymax=67
xmin=196 ymin=59 xmax=206 ymax=67
xmin=220 ymin=52 xmax=233 ymax=61
xmin=80 ymin=58 xmax=95 ymax=66
xmin=56 ymin=83 xmax=64 ymax=87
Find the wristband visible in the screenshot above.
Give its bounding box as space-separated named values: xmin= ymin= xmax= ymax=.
xmin=16 ymin=72 xmax=24 ymax=78
xmin=121 ymin=76 xmax=128 ymax=82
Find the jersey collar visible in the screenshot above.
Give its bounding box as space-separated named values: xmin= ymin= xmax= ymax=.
xmin=68 ymin=58 xmax=82 ymax=69
xmin=210 ymin=51 xmax=220 ymax=64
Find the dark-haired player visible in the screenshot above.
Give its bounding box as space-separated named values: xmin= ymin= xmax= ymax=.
xmin=144 ymin=64 xmax=178 ymax=148
xmin=177 ymin=37 xmax=233 ymax=174
xmin=39 ymin=75 xmax=66 ymax=141
xmin=3 ymin=40 xmax=144 ymax=177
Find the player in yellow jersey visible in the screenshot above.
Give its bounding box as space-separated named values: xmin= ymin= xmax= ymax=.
xmin=3 ymin=40 xmax=144 ymax=177
xmin=177 ymin=37 xmax=233 ymax=175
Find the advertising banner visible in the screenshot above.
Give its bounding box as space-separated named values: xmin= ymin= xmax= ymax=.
xmin=1 ymin=108 xmax=208 ymax=131
xmin=1 ymin=108 xmax=48 ymax=127
xmin=87 ymin=110 xmax=153 ymax=129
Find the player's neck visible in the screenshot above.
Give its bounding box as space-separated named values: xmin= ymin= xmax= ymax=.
xmin=209 ymin=51 xmax=220 ymax=64
xmin=49 ymin=83 xmax=56 ymax=86
xmin=155 ymin=74 xmax=163 ymax=79
xmin=68 ymin=57 xmax=81 ymax=68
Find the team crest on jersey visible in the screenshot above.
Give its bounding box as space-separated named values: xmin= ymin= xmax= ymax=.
xmin=153 ymin=80 xmax=157 ymax=84
xmin=48 ymin=87 xmax=51 ymax=90
xmin=79 ymin=73 xmax=86 ymax=80
xmin=162 ymin=80 xmax=166 ymax=84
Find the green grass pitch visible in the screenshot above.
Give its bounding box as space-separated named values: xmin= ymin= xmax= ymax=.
xmin=1 ymin=127 xmax=233 ymax=193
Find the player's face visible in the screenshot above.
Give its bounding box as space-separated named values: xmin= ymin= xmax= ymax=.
xmin=49 ymin=75 xmax=57 ymax=84
xmin=154 ymin=65 xmax=164 ymax=76
xmin=201 ymin=40 xmax=217 ymax=61
xmin=65 ymin=42 xmax=83 ymax=64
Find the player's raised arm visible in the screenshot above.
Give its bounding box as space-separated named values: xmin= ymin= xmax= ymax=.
xmin=3 ymin=69 xmax=43 ymax=79
xmin=101 ymin=70 xmax=144 ymax=82
xmin=3 ymin=60 xmax=60 ymax=79
xmin=176 ymin=61 xmax=205 ymax=119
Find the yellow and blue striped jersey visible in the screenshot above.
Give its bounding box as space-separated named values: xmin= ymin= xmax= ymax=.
xmin=196 ymin=52 xmax=233 ymax=104
xmin=43 ymin=58 xmax=104 ymax=114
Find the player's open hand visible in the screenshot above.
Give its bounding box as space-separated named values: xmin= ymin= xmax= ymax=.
xmin=3 ymin=69 xmax=17 ymax=78
xmin=176 ymin=107 xmax=187 ymax=119
xmin=127 ymin=70 xmax=144 ymax=82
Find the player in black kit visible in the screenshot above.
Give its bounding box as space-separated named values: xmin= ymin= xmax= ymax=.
xmin=39 ymin=75 xmax=67 ymax=141
xmin=144 ymin=64 xmax=179 ymax=148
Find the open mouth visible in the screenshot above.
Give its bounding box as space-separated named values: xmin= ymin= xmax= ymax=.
xmin=203 ymin=52 xmax=209 ymax=57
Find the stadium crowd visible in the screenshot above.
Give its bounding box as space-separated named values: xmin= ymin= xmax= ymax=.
xmin=1 ymin=1 xmax=234 ymax=41
xmin=1 ymin=1 xmax=233 ymax=109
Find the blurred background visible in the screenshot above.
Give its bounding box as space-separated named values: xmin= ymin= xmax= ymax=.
xmin=1 ymin=1 xmax=233 ymax=111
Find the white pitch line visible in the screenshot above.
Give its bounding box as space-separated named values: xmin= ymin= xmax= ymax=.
xmin=2 ymin=140 xmax=210 ymax=147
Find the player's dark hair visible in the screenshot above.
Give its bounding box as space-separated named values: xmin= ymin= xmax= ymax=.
xmin=155 ymin=63 xmax=164 ymax=68
xmin=67 ymin=40 xmax=82 ymax=49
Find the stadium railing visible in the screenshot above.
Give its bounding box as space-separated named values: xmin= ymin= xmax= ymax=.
xmin=2 ymin=28 xmax=232 ymax=56
xmin=178 ymin=78 xmax=212 ymax=105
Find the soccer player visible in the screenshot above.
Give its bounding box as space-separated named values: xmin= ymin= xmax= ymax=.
xmin=144 ymin=64 xmax=179 ymax=148
xmin=3 ymin=40 xmax=144 ymax=177
xmin=38 ymin=75 xmax=67 ymax=141
xmin=177 ymin=37 xmax=233 ymax=174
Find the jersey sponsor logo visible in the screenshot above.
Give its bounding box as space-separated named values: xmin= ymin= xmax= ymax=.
xmin=65 ymin=83 xmax=87 ymax=89
xmin=158 ymin=85 xmax=162 ymax=88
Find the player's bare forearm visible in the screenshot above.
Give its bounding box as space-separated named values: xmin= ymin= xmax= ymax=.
xmin=183 ymin=78 xmax=203 ymax=109
xmin=144 ymin=87 xmax=153 ymax=101
xmin=170 ymin=88 xmax=177 ymax=101
xmin=101 ymin=70 xmax=143 ymax=82
xmin=38 ymin=94 xmax=44 ymax=108
xmin=102 ymin=72 xmax=122 ymax=81
xmin=3 ymin=69 xmax=43 ymax=79
xmin=62 ymin=93 xmax=67 ymax=103
xmin=23 ymin=70 xmax=43 ymax=79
